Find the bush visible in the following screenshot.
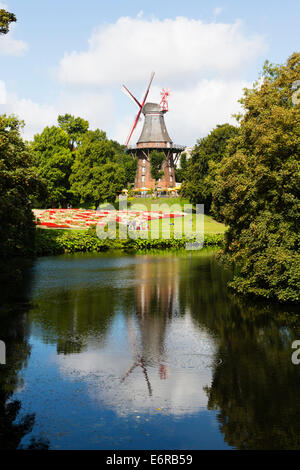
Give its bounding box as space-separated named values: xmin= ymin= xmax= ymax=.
xmin=34 ymin=227 xmax=224 ymax=256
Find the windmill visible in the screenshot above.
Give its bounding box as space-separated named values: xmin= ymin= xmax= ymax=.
xmin=122 ymin=73 xmax=184 ymax=191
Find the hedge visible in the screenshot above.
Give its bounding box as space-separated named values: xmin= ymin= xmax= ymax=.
xmin=34 ymin=227 xmax=223 ymax=256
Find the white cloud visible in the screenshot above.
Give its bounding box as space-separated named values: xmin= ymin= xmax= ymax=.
xmin=159 ymin=79 xmax=247 ymax=145
xmin=1 ymin=85 xmax=115 ymax=140
xmin=58 ymin=16 xmax=267 ymax=87
xmin=2 ymin=77 xmax=248 ymax=146
xmin=0 ymin=23 xmax=28 ymax=56
xmin=2 ymin=15 xmax=266 ymax=145
xmin=58 ymin=313 xmax=215 ymax=416
xmin=3 ymin=92 xmax=58 ymax=140
xmin=0 ymin=2 xmax=9 ymax=9
xmin=58 ymin=91 xmax=114 ymax=132
xmin=112 ymin=79 xmax=248 ymax=146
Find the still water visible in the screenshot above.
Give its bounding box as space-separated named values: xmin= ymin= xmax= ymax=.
xmin=0 ymin=250 xmax=300 ymax=450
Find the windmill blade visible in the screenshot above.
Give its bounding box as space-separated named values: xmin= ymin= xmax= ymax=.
xmin=125 ymin=107 xmax=143 ymax=147
xmin=124 ymin=72 xmax=155 ymax=147
xmin=120 ymin=361 xmax=139 ymax=383
xmin=140 ymin=71 xmax=155 ymax=107
xmin=122 ymin=85 xmax=142 ymax=109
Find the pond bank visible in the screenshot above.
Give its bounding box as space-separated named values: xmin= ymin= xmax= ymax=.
xmin=35 ymin=227 xmax=224 ymax=256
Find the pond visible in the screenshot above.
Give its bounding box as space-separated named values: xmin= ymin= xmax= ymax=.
xmin=0 ymin=250 xmax=300 ymax=450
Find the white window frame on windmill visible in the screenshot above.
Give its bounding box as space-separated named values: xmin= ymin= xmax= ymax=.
xmin=0 ymin=340 xmax=6 ymax=365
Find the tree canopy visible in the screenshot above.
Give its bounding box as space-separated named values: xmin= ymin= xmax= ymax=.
xmin=31 ymin=116 xmax=135 ymax=208
xmin=149 ymin=151 xmax=165 ymax=189
xmin=181 ymin=123 xmax=238 ymax=209
xmin=57 ymin=114 xmax=89 ymax=151
xmin=212 ymin=53 xmax=300 ymax=303
xmin=31 ymin=125 xmax=74 ymax=208
xmin=0 ymin=8 xmax=16 ymax=35
xmin=175 ymin=152 xmax=188 ymax=183
xmin=70 ymin=129 xmax=126 ymax=205
xmin=0 ymin=115 xmax=41 ymax=258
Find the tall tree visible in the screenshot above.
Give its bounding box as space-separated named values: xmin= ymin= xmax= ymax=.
xmin=0 ymin=8 xmax=16 ymax=35
xmin=212 ymin=53 xmax=300 ymax=303
xmin=112 ymin=140 xmax=137 ymax=185
xmin=70 ymin=130 xmax=126 ymax=206
xmin=149 ymin=151 xmax=165 ymax=190
xmin=31 ymin=126 xmax=74 ymax=207
xmin=0 ymin=115 xmax=41 ymax=258
xmin=175 ymin=152 xmax=188 ymax=183
xmin=181 ymin=124 xmax=238 ymax=210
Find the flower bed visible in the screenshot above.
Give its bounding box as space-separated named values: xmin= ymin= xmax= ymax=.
xmin=33 ymin=208 xmax=185 ymax=230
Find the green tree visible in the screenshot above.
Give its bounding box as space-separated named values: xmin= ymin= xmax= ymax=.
xmin=112 ymin=140 xmax=137 ymax=185
xmin=149 ymin=151 xmax=165 ymax=190
xmin=181 ymin=124 xmax=238 ymax=210
xmin=0 ymin=8 xmax=16 ymax=35
xmin=70 ymin=130 xmax=126 ymax=206
xmin=175 ymin=152 xmax=188 ymax=183
xmin=58 ymin=114 xmax=89 ymax=151
xmin=0 ymin=115 xmax=41 ymax=258
xmin=122 ymin=154 xmax=137 ymax=186
xmin=212 ymin=53 xmax=300 ymax=303
xmin=31 ymin=126 xmax=74 ymax=207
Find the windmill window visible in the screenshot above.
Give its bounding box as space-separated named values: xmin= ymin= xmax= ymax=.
xmin=170 ymin=176 xmax=173 ymax=182
xmin=142 ymin=166 xmax=146 ymax=174
xmin=142 ymin=175 xmax=145 ymax=183
xmin=169 ymin=167 xmax=172 ymax=174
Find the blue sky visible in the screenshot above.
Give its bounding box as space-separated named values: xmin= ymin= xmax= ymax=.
xmin=0 ymin=0 xmax=299 ymax=145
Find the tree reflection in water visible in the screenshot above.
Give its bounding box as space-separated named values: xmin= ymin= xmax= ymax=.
xmin=181 ymin=257 xmax=300 ymax=450
xmin=0 ymin=261 xmax=49 ymax=450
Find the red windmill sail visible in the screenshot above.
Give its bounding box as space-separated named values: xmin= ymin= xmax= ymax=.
xmin=122 ymin=72 xmax=155 ymax=147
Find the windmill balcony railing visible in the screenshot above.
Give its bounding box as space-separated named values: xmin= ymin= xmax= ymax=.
xmin=126 ymin=144 xmax=186 ymax=152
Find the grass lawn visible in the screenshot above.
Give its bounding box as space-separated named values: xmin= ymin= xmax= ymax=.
xmin=127 ymin=197 xmax=191 ymax=212
xmin=147 ymin=214 xmax=225 ymax=238
xmin=127 ymin=197 xmax=226 ymax=237
xmin=202 ymin=215 xmax=226 ymax=234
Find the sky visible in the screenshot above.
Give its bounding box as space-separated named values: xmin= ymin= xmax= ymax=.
xmin=0 ymin=0 xmax=299 ymax=145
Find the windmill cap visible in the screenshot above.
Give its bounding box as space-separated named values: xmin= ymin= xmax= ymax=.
xmin=142 ymin=102 xmax=161 ymax=114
